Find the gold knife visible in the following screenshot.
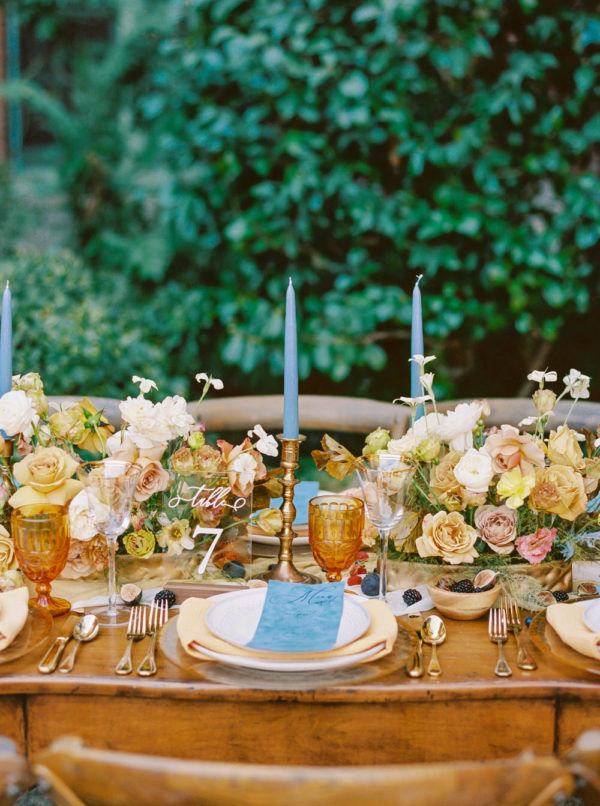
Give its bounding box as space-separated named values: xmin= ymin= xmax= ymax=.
xmin=406 ymin=613 xmax=424 ymax=678
xmin=38 ymin=612 xmax=82 ymax=674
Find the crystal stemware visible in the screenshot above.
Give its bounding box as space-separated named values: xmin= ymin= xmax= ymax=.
xmin=355 ymin=455 xmax=414 ymax=601
xmin=77 ymin=460 xmax=141 ymax=626
xmin=11 ymin=504 xmax=71 ymax=616
xmin=308 ymin=495 xmax=364 ymax=582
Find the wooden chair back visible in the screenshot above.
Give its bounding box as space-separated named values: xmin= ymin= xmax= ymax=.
xmin=566 ymin=729 xmax=600 ymax=803
xmin=33 ymin=736 xmax=574 ymax=806
xmin=432 ymin=397 xmax=600 ymax=431
xmin=192 ymin=394 xmax=409 ymax=437
xmin=0 ymin=738 xmax=28 ymax=806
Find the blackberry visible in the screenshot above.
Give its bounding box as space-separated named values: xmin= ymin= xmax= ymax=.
xmin=552 ymin=590 xmax=569 ymax=603
xmin=154 ymin=588 xmax=176 ymax=608
xmin=451 ymin=579 xmax=475 ymax=594
xmin=402 ymin=588 xmax=422 ymax=607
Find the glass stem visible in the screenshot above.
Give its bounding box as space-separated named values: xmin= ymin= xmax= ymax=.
xmin=378 ymin=527 xmax=391 ymax=601
xmin=106 ymin=535 xmax=117 ymax=617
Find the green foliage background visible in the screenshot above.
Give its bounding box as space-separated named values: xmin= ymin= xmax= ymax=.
xmin=2 ymin=0 xmax=600 ymax=399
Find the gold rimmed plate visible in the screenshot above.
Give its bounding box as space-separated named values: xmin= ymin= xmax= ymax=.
xmin=0 ymin=606 xmax=53 ymax=665
xmin=529 ymin=611 xmax=600 ymax=677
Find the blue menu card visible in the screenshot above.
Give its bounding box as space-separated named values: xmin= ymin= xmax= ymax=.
xmin=247 ymin=580 xmax=345 ymax=653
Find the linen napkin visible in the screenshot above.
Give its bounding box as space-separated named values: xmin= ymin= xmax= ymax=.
xmin=177 ymin=595 xmax=397 ymax=664
xmin=547 ymin=601 xmax=600 ymax=661
xmin=0 ymin=587 xmax=29 ymax=652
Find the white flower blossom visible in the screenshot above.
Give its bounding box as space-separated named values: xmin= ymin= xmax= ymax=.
xmin=518 ymin=416 xmax=539 ymax=427
xmin=195 ymin=373 xmax=224 ymax=391
xmin=230 ymin=452 xmax=258 ymax=491
xmin=132 ymin=375 xmax=158 ymax=395
xmin=527 ymin=370 xmax=557 ymax=384
xmin=387 ymin=413 xmax=443 ymax=454
xmin=247 ymin=424 xmax=278 ymax=457
xmin=68 ymin=490 xmax=98 ymax=542
xmin=393 ymin=395 xmax=432 ymax=407
xmin=409 ymin=354 xmax=436 ymax=368
xmin=437 ymin=401 xmax=486 ymax=452
xmin=0 ymin=390 xmax=39 ymax=438
xmin=420 ymin=372 xmax=435 ymax=396
xmin=562 ymin=369 xmax=591 ymax=400
xmin=454 ymin=449 xmax=494 ymax=494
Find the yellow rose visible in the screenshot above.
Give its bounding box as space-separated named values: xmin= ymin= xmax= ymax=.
xmin=9 ymin=446 xmax=83 ymax=508
xmin=123 ymin=529 xmax=156 ymax=559
xmin=49 ymin=406 xmax=87 ymax=444
xmin=0 ymin=525 xmax=15 ymax=570
xmin=77 ymin=398 xmax=115 ymax=454
xmin=254 ymin=507 xmax=283 ymax=536
xmin=547 ymin=425 xmax=585 ymax=471
xmin=415 ymin=436 xmax=441 ymax=462
xmin=416 ymin=510 xmax=478 ymax=565
xmin=429 ymin=451 xmax=465 ymax=511
xmin=531 ymin=465 xmax=587 ymax=522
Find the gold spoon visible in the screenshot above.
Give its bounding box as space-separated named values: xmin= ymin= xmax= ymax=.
xmin=58 ymin=614 xmax=99 ymax=673
xmin=422 ymin=615 xmax=446 ymax=677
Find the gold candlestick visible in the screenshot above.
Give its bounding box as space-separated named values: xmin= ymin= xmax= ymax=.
xmin=255 ymin=435 xmax=318 ymax=584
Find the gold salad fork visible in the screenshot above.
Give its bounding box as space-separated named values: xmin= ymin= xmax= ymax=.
xmin=488 ymin=607 xmax=512 ymax=678
xmin=137 ymin=600 xmax=169 ymax=677
xmin=502 ymin=595 xmax=537 ymax=671
xmin=115 ymin=606 xmax=147 ymax=676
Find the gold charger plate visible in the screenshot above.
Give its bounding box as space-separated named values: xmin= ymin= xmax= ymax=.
xmin=0 ymin=606 xmax=53 ymax=665
xmin=529 ymin=611 xmax=600 ymax=677
xmin=159 ymin=616 xmax=415 ymax=690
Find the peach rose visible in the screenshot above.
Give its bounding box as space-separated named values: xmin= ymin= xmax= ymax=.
xmin=416 ymin=510 xmax=478 ymax=565
xmin=429 ymin=451 xmax=465 ymax=511
xmin=530 ymin=465 xmax=587 ymax=522
xmin=134 ymin=457 xmax=170 ymax=503
xmin=61 ymin=536 xmax=107 ymax=579
xmin=9 ymin=446 xmax=83 ymax=508
xmin=482 ymin=424 xmax=545 ymax=474
xmin=474 ymin=505 xmax=516 ymax=555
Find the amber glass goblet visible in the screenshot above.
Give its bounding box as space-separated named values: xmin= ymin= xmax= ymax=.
xmin=11 ymin=504 xmax=70 ymax=617
xmin=308 ymin=495 xmax=364 ymax=582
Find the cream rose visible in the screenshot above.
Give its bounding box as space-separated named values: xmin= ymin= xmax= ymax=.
xmin=416 ymin=510 xmax=478 ymax=564
xmin=482 ymin=424 xmax=545 ymax=474
xmin=0 ymin=390 xmax=39 ymax=438
xmin=154 ymin=395 xmax=195 ymax=441
xmin=547 ymin=425 xmax=585 ymax=471
xmin=474 ymin=505 xmax=516 ymax=555
xmin=0 ymin=524 xmax=15 ymax=570
xmin=119 ymin=397 xmax=171 ymax=447
xmin=134 ymin=457 xmax=170 ymax=502
xmin=388 ymin=413 xmax=443 ymax=455
xmin=68 ymin=489 xmax=98 ymax=541
xmin=453 ymin=449 xmax=494 ymax=493
xmin=9 ymin=446 xmax=83 ymax=508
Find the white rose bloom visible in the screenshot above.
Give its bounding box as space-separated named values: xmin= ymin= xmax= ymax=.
xmin=68 ymin=489 xmax=98 ymax=542
xmin=387 ymin=413 xmax=443 ymax=455
xmin=437 ymin=401 xmax=485 ymax=451
xmin=155 ymin=395 xmax=195 ymax=440
xmin=454 ymin=448 xmax=494 ymax=493
xmin=0 ymin=390 xmax=39 ymax=438
xmin=120 ymin=396 xmax=171 ymax=446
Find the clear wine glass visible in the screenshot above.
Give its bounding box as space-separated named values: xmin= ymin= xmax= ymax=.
xmin=77 ymin=460 xmax=141 ymax=626
xmin=356 ymin=454 xmax=414 ymax=602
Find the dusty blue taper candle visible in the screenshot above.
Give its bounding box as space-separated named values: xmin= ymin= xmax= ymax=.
xmin=410 ymin=274 xmax=424 ymax=419
xmin=283 ymin=277 xmax=299 ymax=439
xmin=0 ymin=283 xmax=12 ymax=396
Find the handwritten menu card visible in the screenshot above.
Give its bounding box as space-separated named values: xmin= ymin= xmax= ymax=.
xmin=247 ymin=580 xmax=345 ymax=653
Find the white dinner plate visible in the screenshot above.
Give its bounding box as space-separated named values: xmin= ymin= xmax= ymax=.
xmin=189 ymin=640 xmax=384 ymax=672
xmin=204 ymin=588 xmax=371 ymax=653
xmin=583 ymin=599 xmax=600 ymax=632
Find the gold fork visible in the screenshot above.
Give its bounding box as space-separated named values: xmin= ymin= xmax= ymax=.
xmin=502 ymin=595 xmax=537 ymax=671
xmin=488 ymin=607 xmax=512 ymax=678
xmin=137 ymin=600 xmax=169 ymax=677
xmin=115 ymin=606 xmax=147 ymax=676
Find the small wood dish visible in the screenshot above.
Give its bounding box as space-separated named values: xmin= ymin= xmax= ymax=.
xmin=427 ymin=584 xmax=500 ymax=621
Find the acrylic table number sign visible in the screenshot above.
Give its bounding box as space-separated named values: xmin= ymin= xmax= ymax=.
xmin=166 ymin=471 xmax=253 ymax=580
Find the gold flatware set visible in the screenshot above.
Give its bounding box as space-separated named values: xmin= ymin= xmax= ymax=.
xmin=38 ymin=601 xmax=170 ymax=677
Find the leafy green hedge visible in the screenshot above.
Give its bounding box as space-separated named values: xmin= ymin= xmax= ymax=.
xmin=8 ymin=0 xmax=600 ymax=398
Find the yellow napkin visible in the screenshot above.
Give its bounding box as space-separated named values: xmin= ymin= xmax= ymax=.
xmin=177 ymin=596 xmax=397 ymax=664
xmin=547 ymin=602 xmax=600 ymax=661
xmin=0 ymin=587 xmax=29 ymax=651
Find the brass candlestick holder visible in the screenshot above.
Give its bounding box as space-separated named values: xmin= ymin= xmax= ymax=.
xmin=255 ymin=435 xmax=318 ymax=584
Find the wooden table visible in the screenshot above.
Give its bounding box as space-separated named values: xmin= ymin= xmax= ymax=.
xmin=0 ymin=612 xmax=598 ymax=765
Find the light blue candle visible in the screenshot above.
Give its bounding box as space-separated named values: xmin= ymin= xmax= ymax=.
xmin=283 ymin=277 xmax=299 ymax=439
xmin=0 ymin=283 xmax=12 ymax=396
xmin=410 ymin=274 xmax=424 ymax=418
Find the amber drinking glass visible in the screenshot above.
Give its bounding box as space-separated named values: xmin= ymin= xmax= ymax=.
xmin=11 ymin=504 xmax=70 ymax=616
xmin=308 ymin=495 xmax=364 ymax=582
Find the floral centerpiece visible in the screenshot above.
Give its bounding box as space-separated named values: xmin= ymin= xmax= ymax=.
xmin=314 ymin=359 xmax=600 ymax=596
xmin=0 ymin=372 xmax=282 ymax=584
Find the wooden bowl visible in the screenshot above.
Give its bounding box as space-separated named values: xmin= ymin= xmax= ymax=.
xmin=427 ymin=584 xmax=500 ymax=620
